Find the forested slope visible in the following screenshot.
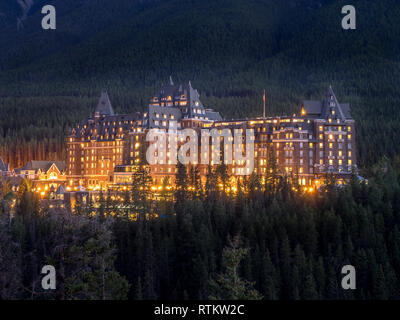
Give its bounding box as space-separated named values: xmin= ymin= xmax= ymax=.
xmin=0 ymin=0 xmax=399 ymax=169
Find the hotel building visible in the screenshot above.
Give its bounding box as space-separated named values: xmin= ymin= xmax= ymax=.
xmin=66 ymin=80 xmax=356 ymax=191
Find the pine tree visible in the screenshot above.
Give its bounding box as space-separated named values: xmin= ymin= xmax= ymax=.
xmin=131 ymin=165 xmax=152 ymax=221
xmin=174 ymin=161 xmax=188 ymax=214
xmin=209 ymin=236 xmax=262 ymax=300
xmin=373 ymin=265 xmax=388 ymax=300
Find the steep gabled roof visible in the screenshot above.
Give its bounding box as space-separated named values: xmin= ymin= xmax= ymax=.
xmin=0 ymin=157 xmax=9 ymax=172
xmin=303 ymin=100 xmax=323 ymax=115
xmin=303 ymin=86 xmax=352 ymax=120
xmin=20 ymin=161 xmax=66 ymax=173
xmin=95 ymin=91 xmax=114 ymax=116
xmin=321 ymin=86 xmax=346 ymax=120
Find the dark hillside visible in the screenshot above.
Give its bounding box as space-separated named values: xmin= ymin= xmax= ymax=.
xmin=0 ymin=0 xmax=399 ymax=169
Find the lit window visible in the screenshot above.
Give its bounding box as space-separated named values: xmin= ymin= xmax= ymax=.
xmin=329 ymin=159 xmax=333 ymax=166
xmin=348 ymin=159 xmax=352 ymax=165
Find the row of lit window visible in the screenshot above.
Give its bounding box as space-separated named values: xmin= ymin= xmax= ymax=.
xmin=320 ymin=125 xmax=352 ymax=131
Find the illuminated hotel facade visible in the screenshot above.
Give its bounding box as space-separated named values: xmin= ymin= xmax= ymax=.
xmin=66 ymin=80 xmax=356 ymax=191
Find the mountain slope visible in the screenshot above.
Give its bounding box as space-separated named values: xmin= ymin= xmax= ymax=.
xmin=0 ymin=0 xmax=399 ymax=169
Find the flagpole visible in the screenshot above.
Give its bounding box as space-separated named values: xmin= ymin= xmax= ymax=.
xmin=263 ymin=89 xmax=266 ymax=118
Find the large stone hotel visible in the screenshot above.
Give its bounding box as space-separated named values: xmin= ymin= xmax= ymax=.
xmin=66 ymin=79 xmax=356 ymax=191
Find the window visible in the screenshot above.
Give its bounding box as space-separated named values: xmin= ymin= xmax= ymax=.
xmin=320 ymin=159 xmax=323 ymax=165
xmin=348 ymin=134 xmax=352 ymax=139
xmin=319 ymin=143 xmax=323 ymax=148
xmin=319 ymin=126 xmax=323 ymax=131
xmin=348 ymin=159 xmax=352 ymax=165
xmin=347 ymin=126 xmax=351 ymax=132
xmin=339 ymin=159 xmax=343 ymax=165
xmin=329 ymin=159 xmax=333 ymax=166
xmin=319 ymin=134 xmax=323 ymax=139
xmin=329 ymin=143 xmax=333 ymax=148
